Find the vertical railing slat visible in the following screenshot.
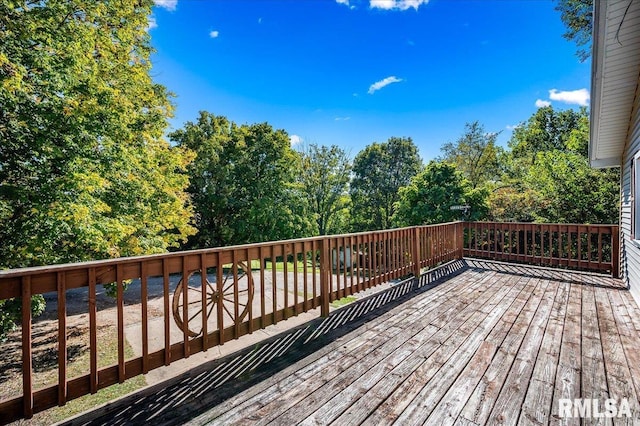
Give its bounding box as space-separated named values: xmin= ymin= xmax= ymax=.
xmin=271 ymin=245 xmax=277 ymax=325
xmin=182 ymin=256 xmax=189 ymax=358
xmin=247 ymin=248 xmax=254 ymax=333
xmin=141 ymin=262 xmax=150 ymax=371
xmin=57 ymin=272 xmax=67 ymax=406
xmin=613 ymin=225 xmax=620 ymax=278
xmin=303 ymin=243 xmax=309 ymax=311
xmin=89 ymin=268 xmax=98 ymax=393
xmin=200 ymin=254 xmax=208 ymax=351
xmin=21 ymin=276 xmax=33 ymax=419
xmin=293 ymin=243 xmax=299 ymax=315
xmin=116 ymin=264 xmax=125 ymax=383
xmin=216 ymin=251 xmax=225 ymax=344
xmin=233 ymin=250 xmax=239 ymax=339
xmin=320 ymin=237 xmax=330 ymax=317
xmin=312 ymin=240 xmax=317 ymax=309
xmin=282 ymin=244 xmax=289 ymax=319
xmin=343 ymin=236 xmax=349 ymax=296
xmin=259 ymin=247 xmax=266 ymax=325
xmin=162 ymin=259 xmax=171 ymax=365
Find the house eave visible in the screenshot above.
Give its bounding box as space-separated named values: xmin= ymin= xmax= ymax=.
xmin=590 ymin=156 xmax=621 ymax=168
xmin=589 ymin=0 xmax=640 ymax=168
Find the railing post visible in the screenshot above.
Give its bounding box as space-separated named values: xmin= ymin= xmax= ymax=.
xmin=457 ymin=221 xmax=465 ymax=259
xmin=320 ymin=237 xmax=331 ymax=317
xmin=612 ymin=225 xmax=620 ymax=279
xmin=412 ymin=226 xmax=421 ymax=280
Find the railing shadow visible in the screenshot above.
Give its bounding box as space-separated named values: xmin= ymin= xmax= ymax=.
xmin=59 ymin=259 xmax=468 ymax=426
xmin=465 ymin=258 xmax=626 ymax=289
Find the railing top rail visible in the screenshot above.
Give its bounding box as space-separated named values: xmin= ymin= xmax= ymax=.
xmin=0 ymin=222 xmax=463 ymax=278
xmin=464 ymin=221 xmax=619 ymax=228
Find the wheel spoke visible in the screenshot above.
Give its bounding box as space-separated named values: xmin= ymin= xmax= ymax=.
xmin=223 ymin=284 xmax=249 ymax=296
xmin=222 ymin=281 xmax=235 ymax=293
xmin=188 ymin=309 xmax=203 ymax=323
xmin=222 ymin=272 xmax=231 ymax=286
xmin=222 ymin=303 xmax=234 ymax=319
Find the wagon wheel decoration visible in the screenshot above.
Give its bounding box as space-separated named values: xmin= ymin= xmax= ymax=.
xmin=172 ymin=262 xmax=254 ymax=337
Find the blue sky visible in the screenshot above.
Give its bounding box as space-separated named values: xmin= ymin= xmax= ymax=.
xmin=148 ymin=0 xmax=591 ymax=162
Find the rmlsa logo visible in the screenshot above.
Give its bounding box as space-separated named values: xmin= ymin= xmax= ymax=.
xmin=559 ymin=399 xmax=632 ymax=418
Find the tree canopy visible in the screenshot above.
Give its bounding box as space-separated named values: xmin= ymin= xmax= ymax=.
xmin=0 ymin=0 xmax=196 ymax=339
xmin=0 ymin=0 xmax=195 ymax=268
xmin=170 ymin=111 xmax=314 ymax=248
xmin=394 ymin=162 xmax=488 ymax=226
xmin=493 ymin=106 xmax=619 ymax=224
xmin=350 ymin=137 xmax=422 ymax=231
xmin=440 ymin=121 xmax=502 ymax=189
xmin=298 ymin=144 xmax=351 ymax=235
xmin=554 ymin=0 xmax=593 ymax=62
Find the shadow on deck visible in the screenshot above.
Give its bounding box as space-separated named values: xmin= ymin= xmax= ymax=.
xmin=64 ymin=259 xmax=622 ymax=425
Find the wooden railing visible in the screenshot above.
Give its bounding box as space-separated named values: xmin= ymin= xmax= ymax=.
xmin=0 ymin=222 xmax=463 ymax=423
xmin=463 ymin=222 xmax=620 ymax=277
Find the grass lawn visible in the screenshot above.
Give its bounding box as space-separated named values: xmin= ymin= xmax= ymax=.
xmin=330 ymin=296 xmax=357 ymax=308
xmin=30 ymin=327 xmax=146 ymax=425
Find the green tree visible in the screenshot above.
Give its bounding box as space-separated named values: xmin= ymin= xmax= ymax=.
xmin=524 ymin=151 xmax=619 ymax=224
xmin=440 ymin=121 xmax=502 ymax=189
xmin=486 ymin=186 xmax=541 ymax=223
xmin=554 ymin=0 xmax=593 ymax=62
xmin=298 ymin=144 xmax=351 ymax=235
xmin=394 ymin=162 xmax=488 ymax=226
xmin=1 ymin=0 xmax=195 ymax=338
xmin=170 ymin=112 xmax=314 ymax=247
xmin=500 ymin=106 xmax=619 ymax=224
xmin=507 ymin=106 xmax=586 ymax=175
xmin=350 ymin=137 xmax=422 ymax=231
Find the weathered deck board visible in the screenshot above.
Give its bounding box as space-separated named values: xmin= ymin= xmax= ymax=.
xmin=207 ymin=267 xmax=489 ymax=425
xmin=285 ymin=270 xmax=506 ymax=426
xmin=519 ymin=281 xmax=569 ymax=425
xmin=110 ymin=259 xmax=639 ymax=426
xmin=327 ymin=272 xmax=521 ymax=426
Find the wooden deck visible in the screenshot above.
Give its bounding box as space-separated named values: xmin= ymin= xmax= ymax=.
xmin=66 ymin=259 xmax=640 ymax=425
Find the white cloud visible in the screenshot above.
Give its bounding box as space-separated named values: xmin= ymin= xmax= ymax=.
xmin=370 ymin=0 xmax=429 ymax=11
xmin=258 ymin=17 xmax=262 ymax=24
xmin=209 ymin=30 xmax=219 ymax=38
xmin=154 ymin=0 xmax=177 ymax=11
xmin=290 ymin=135 xmax=303 ymax=146
xmin=335 ymin=117 xmax=351 ymax=121
xmin=147 ymin=16 xmax=158 ymax=31
xmin=506 ymin=124 xmax=521 ymax=131
xmin=368 ymin=76 xmax=403 ymax=94
xmin=336 ymin=0 xmax=356 ymax=8
xmin=548 ymin=88 xmax=589 ymax=106
xmin=535 ymin=99 xmax=551 ymax=108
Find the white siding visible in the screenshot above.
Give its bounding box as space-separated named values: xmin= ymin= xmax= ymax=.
xmin=621 ymin=76 xmax=640 ymax=304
